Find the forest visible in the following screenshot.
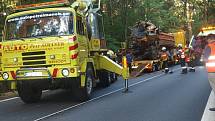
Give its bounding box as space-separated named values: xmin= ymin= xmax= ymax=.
xmin=0 ymin=0 xmax=214 ymax=51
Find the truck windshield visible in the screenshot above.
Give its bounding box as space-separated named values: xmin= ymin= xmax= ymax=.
xmin=5 ymin=12 xmax=73 ymax=41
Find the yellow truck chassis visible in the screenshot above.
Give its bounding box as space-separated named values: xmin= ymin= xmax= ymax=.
xmin=0 ymin=0 xmax=129 ymax=103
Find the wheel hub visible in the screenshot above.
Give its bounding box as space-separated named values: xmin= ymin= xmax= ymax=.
xmin=86 ymin=77 xmax=92 ymax=95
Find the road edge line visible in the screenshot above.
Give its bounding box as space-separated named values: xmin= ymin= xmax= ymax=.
xmin=0 ymin=90 xmax=49 ymax=103
xmin=0 ymin=97 xmax=19 ymax=103
xmin=201 ymin=91 xmax=215 ymax=121
xmin=34 ymin=72 xmax=169 ymax=121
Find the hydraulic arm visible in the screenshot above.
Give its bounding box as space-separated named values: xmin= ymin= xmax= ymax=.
xmin=94 ymin=55 xmax=129 ymax=80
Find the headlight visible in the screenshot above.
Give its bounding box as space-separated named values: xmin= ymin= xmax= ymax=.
xmin=50 ymin=55 xmax=55 ymax=59
xmin=2 ymin=72 xmax=9 ymax=80
xmin=13 ymin=57 xmax=18 ymax=62
xmin=62 ymin=68 xmax=69 ymax=77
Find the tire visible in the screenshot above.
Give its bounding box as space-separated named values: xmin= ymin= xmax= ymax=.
xmin=181 ymin=68 xmax=187 ymax=74
xmin=190 ymin=68 xmax=195 ymax=72
xmin=110 ymin=72 xmax=118 ymax=82
xmin=165 ymin=68 xmax=169 ymax=73
xmin=114 ymin=73 xmax=118 ymax=81
xmin=108 ymin=72 xmax=112 ymax=83
xmin=72 ymin=66 xmax=94 ymax=101
xmin=157 ymin=63 xmax=161 ymax=71
xmin=184 ymin=68 xmax=188 ymax=73
xmin=154 ymin=64 xmax=159 ymax=71
xmin=152 ymin=65 xmax=156 ymax=72
xmin=17 ymin=81 xmax=42 ymax=103
xmin=98 ymin=70 xmax=110 ymax=87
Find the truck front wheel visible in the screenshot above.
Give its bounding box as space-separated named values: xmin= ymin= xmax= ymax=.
xmin=17 ymin=81 xmax=42 ymax=103
xmin=72 ymin=67 xmax=94 ymax=101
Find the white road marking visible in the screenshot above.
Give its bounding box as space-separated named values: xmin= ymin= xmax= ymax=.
xmin=43 ymin=90 xmax=49 ymax=93
xmin=0 ymin=90 xmax=49 ymax=103
xmin=0 ymin=97 xmax=19 ymax=103
xmin=34 ymin=68 xmax=181 ymax=121
xmin=201 ymin=91 xmax=215 ymax=121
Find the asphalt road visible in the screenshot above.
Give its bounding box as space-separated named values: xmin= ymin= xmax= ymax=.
xmin=0 ymin=66 xmax=211 ymax=121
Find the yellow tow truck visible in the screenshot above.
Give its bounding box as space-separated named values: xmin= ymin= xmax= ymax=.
xmin=1 ymin=0 xmax=129 ymax=103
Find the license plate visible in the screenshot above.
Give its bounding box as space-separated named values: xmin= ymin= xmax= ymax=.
xmin=25 ymin=72 xmax=42 ymax=77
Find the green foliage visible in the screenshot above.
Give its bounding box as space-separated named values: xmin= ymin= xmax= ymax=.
xmin=105 ymin=34 xmax=120 ymax=52
xmin=0 ymin=0 xmax=214 ymax=49
xmin=102 ymin=0 xmax=183 ymax=49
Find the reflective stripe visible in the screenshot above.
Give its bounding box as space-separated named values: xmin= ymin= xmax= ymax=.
xmin=206 ymin=62 xmax=215 ymax=67
xmin=71 ymin=53 xmax=78 ymax=59
xmin=161 ymin=54 xmax=167 ymax=57
xmin=69 ymin=44 xmax=78 ymax=51
xmin=208 ymin=56 xmax=215 ymax=60
xmin=122 ymin=56 xmax=127 ymax=68
xmin=10 ymin=71 xmax=16 ymax=79
xmin=52 ymin=68 xmax=58 ymax=77
xmin=206 ymin=43 xmax=215 ymax=72
xmin=181 ymin=55 xmax=185 ymax=58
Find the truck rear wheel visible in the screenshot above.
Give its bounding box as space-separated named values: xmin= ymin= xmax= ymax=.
xmin=110 ymin=72 xmax=118 ymax=82
xmin=152 ymin=65 xmax=156 ymax=72
xmin=98 ymin=70 xmax=110 ymax=87
xmin=17 ymin=81 xmax=42 ymax=103
xmin=72 ymin=67 xmax=94 ymax=101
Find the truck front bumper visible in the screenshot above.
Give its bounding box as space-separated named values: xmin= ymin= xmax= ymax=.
xmin=1 ymin=67 xmax=80 ymax=81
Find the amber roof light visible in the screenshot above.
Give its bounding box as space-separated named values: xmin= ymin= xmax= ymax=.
xmin=14 ymin=0 xmax=69 ymax=11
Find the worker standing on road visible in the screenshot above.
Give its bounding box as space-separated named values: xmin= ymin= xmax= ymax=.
xmin=126 ymin=50 xmax=133 ymax=73
xmin=204 ymin=35 xmax=215 ymax=61
xmin=178 ymin=44 xmax=188 ymax=74
xmin=187 ymin=47 xmax=196 ymax=72
xmin=204 ymin=34 xmax=215 ymax=90
xmin=160 ymin=47 xmax=172 ymax=73
xmin=204 ymin=34 xmax=215 ymax=111
xmin=184 ymin=45 xmax=191 ymax=65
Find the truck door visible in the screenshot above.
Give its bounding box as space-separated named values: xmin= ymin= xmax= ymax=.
xmin=76 ymin=16 xmax=89 ymax=62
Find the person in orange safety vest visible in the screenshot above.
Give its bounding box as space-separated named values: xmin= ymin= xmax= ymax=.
xmin=205 ymin=35 xmax=215 ymax=72
xmin=204 ymin=34 xmax=215 ymax=111
xmin=178 ymin=46 xmax=186 ymax=66
xmin=184 ymin=45 xmax=190 ymax=63
xmin=160 ymin=47 xmax=172 ymax=73
xmin=178 ymin=44 xmax=188 ymax=73
xmin=187 ymin=47 xmax=196 ymax=71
